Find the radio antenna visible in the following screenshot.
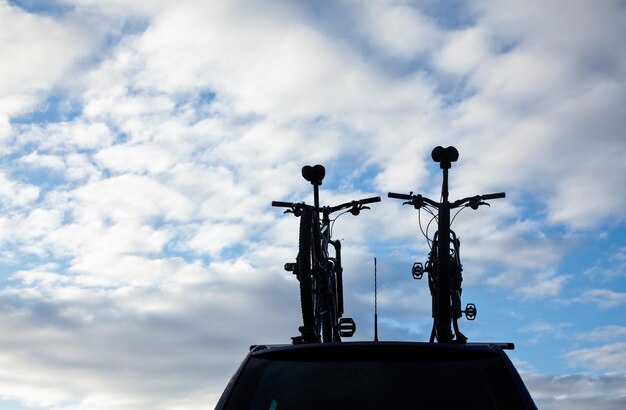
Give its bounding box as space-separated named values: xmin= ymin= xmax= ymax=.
xmin=374 ymin=257 xmax=379 ymax=342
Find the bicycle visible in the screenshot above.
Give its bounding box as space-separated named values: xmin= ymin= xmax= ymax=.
xmin=273 ymin=164 xmax=381 ymax=343
xmin=388 ymin=146 xmax=505 ymax=344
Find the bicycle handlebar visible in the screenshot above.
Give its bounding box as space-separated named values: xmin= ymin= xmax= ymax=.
xmin=388 ymin=192 xmax=413 ymax=200
xmin=388 ymin=192 xmax=439 ymax=208
xmin=271 ymin=201 xmax=299 ymax=208
xmin=452 ymin=192 xmax=505 ymax=208
xmin=482 ymin=192 xmax=506 ymax=200
xmin=388 ymin=192 xmax=505 ymax=209
xmin=327 ymin=196 xmax=381 ymax=213
xmin=272 ymin=196 xmax=381 ymax=214
xmin=359 ymin=196 xmax=382 ymax=205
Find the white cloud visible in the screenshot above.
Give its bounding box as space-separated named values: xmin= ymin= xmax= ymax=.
xmin=434 ymin=0 xmax=626 ymax=230
xmin=524 ymin=372 xmax=626 ymax=410
xmin=355 ymin=0 xmax=443 ymax=58
xmin=47 ymin=221 xmax=166 ymax=258
xmin=19 ymin=151 xmax=66 ymax=171
xmin=186 ymin=222 xmax=248 ymax=257
xmin=565 ymin=343 xmax=626 ymax=373
xmin=574 ymin=325 xmax=626 ymax=343
xmin=61 ymin=0 xmax=169 ymax=18
xmin=573 ymin=289 xmax=626 ymax=309
xmin=584 ymin=246 xmax=626 ymax=281
xmin=434 ymin=27 xmax=492 ymax=76
xmin=65 ymin=152 xmax=102 ymax=181
xmin=516 ymin=272 xmax=568 ymax=300
xmin=67 ymin=174 xmax=195 ymax=223
xmin=96 ymin=142 xmax=176 ymax=174
xmin=0 ymin=255 xmax=301 ymax=409
xmin=128 ymin=0 xmax=443 ymax=125
xmin=0 ymin=114 xmax=11 ymax=143
xmin=0 ymin=173 xmax=39 ymax=207
xmin=0 ymin=1 xmax=96 ymax=116
xmin=518 ymin=321 xmax=571 ymax=341
xmin=476 ymin=0 xmax=626 ymax=60
xmin=12 ymin=268 xmax=70 ymax=287
xmin=0 ymin=208 xmax=62 ymax=257
xmin=18 ymin=120 xmax=114 ymax=151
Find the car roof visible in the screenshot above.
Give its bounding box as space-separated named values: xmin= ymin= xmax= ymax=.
xmin=246 ymin=341 xmax=516 ymax=363
xmin=250 ymin=340 xmax=515 ymax=353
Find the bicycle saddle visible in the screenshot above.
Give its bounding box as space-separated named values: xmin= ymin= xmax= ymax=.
xmin=431 ymin=146 xmax=459 ymax=169
xmin=302 ymin=164 xmax=326 ymax=185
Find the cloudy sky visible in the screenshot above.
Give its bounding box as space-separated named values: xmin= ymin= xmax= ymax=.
xmin=1 ymin=0 xmax=625 ymax=408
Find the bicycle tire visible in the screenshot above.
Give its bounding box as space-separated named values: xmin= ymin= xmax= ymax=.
xmin=322 ymin=309 xmax=332 ymax=342
xmin=297 ymin=207 xmax=316 ymax=340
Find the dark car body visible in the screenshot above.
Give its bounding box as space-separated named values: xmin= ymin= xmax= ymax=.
xmin=216 ymin=341 xmax=537 ymax=409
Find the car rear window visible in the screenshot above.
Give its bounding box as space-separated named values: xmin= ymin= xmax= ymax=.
xmin=222 ymin=345 xmax=527 ymax=410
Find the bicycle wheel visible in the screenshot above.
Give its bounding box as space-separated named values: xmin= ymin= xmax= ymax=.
xmin=297 ymin=207 xmax=318 ymax=341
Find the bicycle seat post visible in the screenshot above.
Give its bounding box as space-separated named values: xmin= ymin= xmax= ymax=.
xmin=431 ymin=146 xmax=458 ymax=343
xmin=431 ymin=146 xmax=458 ymax=202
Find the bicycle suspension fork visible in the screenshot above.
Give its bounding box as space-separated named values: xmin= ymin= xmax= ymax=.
xmin=330 ymin=239 xmax=344 ymax=317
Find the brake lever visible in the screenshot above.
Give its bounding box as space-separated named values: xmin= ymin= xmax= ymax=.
xmin=350 ymin=205 xmax=371 ymax=216
xmin=468 ymin=200 xmax=490 ymax=210
xmin=284 ymin=207 xmax=303 ymax=216
xmin=408 ymin=194 xmax=425 ymax=209
xmin=406 ymin=200 xmax=424 ymax=210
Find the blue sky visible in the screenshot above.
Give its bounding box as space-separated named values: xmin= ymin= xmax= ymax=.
xmin=0 ymin=0 xmax=625 ymax=409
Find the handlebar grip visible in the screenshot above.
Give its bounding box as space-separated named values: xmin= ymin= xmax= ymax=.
xmin=388 ymin=192 xmax=413 ymax=200
xmin=272 ymin=201 xmax=293 ymax=207
xmin=482 ymin=192 xmax=506 ymax=200
xmin=359 ymin=196 xmax=381 ymax=205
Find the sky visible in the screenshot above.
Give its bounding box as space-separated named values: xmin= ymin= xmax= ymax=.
xmin=0 ymin=0 xmax=625 ymax=408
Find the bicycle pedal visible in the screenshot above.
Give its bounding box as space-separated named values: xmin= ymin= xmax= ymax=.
xmin=412 ymin=262 xmax=424 ymax=279
xmin=338 ymin=317 xmax=356 ymax=337
xmin=284 ymin=262 xmax=297 ymax=273
xmin=463 ymin=303 xmax=477 ymax=320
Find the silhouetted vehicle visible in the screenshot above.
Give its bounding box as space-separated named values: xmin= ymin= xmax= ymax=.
xmin=215 ymin=341 xmax=537 ymax=409
xmin=389 ymin=146 xmax=505 ymax=344
xmin=218 ymin=149 xmax=537 ymax=409
xmin=272 ymin=165 xmax=380 ymax=343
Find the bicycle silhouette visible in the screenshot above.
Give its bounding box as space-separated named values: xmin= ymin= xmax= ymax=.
xmin=273 ymin=165 xmax=381 ymax=343
xmin=389 ymin=146 xmax=505 ymax=343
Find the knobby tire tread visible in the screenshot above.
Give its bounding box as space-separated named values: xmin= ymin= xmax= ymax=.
xmin=297 ymin=207 xmax=315 ymax=333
